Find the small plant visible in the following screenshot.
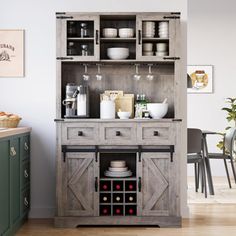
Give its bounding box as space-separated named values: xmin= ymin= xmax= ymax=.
xmin=217 ymin=98 xmax=236 ymax=152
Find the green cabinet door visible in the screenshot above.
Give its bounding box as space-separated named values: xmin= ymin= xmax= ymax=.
xmin=0 ymin=140 xmax=10 ymax=235
xmin=9 ymin=138 xmax=20 ymax=225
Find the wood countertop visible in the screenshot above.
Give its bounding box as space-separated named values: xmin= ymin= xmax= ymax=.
xmin=0 ymin=127 xmax=31 ymax=139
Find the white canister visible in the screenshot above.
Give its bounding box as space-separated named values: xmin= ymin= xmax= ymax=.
xmin=100 ymin=100 xmax=115 ymax=119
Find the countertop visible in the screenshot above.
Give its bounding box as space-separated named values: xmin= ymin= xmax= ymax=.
xmin=0 ymin=127 xmax=32 ymax=139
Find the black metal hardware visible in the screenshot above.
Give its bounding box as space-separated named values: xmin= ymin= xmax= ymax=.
xmin=95 ymin=177 xmax=98 ymax=192
xmin=96 ymin=30 xmax=99 ymax=45
xmin=138 ymin=177 xmax=142 ymax=192
xmin=56 ymin=57 xmax=74 ymax=60
xmin=163 ymin=16 xmax=180 ymax=19
xmin=171 ymin=12 xmax=181 ymax=15
xmin=116 ymin=131 xmax=121 ymax=136
xmin=163 ymin=57 xmax=180 ymax=60
xmin=95 ymin=145 xmax=98 ymax=162
xmin=170 ymin=145 xmax=174 ymax=162
xmin=62 ymin=146 xmax=67 ymax=162
xmin=56 ymin=12 xmax=66 ymax=15
xmin=153 ymin=131 xmax=159 ymax=136
xmin=172 ymin=118 xmax=182 ymax=122
xmin=54 ymin=118 xmax=64 ymax=122
xmin=138 ymin=30 xmax=141 ymax=45
xmin=138 ymin=145 xmax=142 ymax=162
xmin=78 ymin=131 xmax=83 ymax=136
xmin=56 ymin=16 xmax=74 ymax=19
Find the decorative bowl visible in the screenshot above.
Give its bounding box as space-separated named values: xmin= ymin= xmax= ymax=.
xmin=117 ymin=111 xmax=131 ymax=119
xmin=107 ymin=47 xmax=129 ymax=60
xmin=147 ymin=103 xmax=168 ymax=119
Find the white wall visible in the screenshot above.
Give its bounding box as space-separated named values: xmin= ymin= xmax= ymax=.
xmin=188 ymin=0 xmax=236 ymax=176
xmin=0 ymin=0 xmax=187 ymax=218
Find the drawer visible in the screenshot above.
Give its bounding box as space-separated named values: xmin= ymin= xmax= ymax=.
xmin=100 ymin=123 xmax=136 ymax=145
xmin=21 ymin=188 xmax=30 ymax=215
xmin=62 ymin=123 xmax=98 ymax=145
xmin=21 ymin=135 xmax=30 ymax=160
xmin=21 ymin=161 xmax=30 ymax=189
xmin=137 ymin=123 xmax=174 ymax=145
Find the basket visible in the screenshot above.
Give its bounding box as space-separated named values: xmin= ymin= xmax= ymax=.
xmin=0 ymin=118 xmax=22 ymax=128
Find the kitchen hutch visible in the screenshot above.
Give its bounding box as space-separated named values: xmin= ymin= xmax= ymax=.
xmin=55 ymin=12 xmax=182 ymax=227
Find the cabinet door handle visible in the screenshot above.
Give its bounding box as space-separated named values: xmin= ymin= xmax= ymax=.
xmin=78 ymin=131 xmax=83 ymax=136
xmin=95 ymin=177 xmax=98 ymax=192
xmin=96 ymin=30 xmax=99 ymax=45
xmin=24 ymin=170 xmax=29 ymax=178
xmin=10 ymin=147 xmax=16 ymax=157
xmin=24 ymin=197 xmax=29 ymax=206
xmin=153 ymin=131 xmax=159 ymax=136
xmin=116 ymin=131 xmax=121 ymax=136
xmin=138 ymin=177 xmax=142 ymax=192
xmin=138 ymin=30 xmax=142 ymax=45
xmin=24 ymin=142 xmax=29 ymax=151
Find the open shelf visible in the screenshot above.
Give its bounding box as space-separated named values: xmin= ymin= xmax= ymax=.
xmin=100 ymin=38 xmax=136 ymax=42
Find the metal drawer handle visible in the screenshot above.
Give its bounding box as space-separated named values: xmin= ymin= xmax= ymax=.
xmin=24 ymin=197 xmax=29 ymax=206
xmin=153 ymin=131 xmax=159 ymax=136
xmin=116 ymin=131 xmax=121 ymax=136
xmin=24 ymin=142 xmax=29 ymax=151
xmin=78 ymin=131 xmax=83 ymax=136
xmin=24 ymin=170 xmax=29 ymax=178
xmin=10 ymin=147 xmax=16 ymax=157
xmin=138 ymin=177 xmax=142 ymax=192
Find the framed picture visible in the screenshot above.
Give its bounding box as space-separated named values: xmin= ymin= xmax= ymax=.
xmin=187 ymin=65 xmax=213 ymax=93
xmin=0 ymin=30 xmax=24 ymax=77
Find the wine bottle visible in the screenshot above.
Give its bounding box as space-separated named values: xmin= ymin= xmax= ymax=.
xmin=103 ymin=196 xmax=108 ymax=202
xmin=115 ymin=184 xmax=121 ymax=190
xmin=115 ymin=208 xmax=121 ymax=214
xmin=102 ymin=184 xmax=108 ymax=190
xmin=116 ymin=196 xmax=121 ymax=202
xmin=129 ymin=196 xmax=134 ymax=202
xmin=128 ymin=184 xmax=134 ymax=190
xmin=103 ymin=208 xmax=108 ymax=214
xmin=129 ymin=208 xmax=134 ymax=214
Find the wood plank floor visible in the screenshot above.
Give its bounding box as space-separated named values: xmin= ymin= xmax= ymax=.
xmin=16 ymin=204 xmax=236 ymax=236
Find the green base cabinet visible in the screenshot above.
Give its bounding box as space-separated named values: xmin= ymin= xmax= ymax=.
xmin=0 ymin=132 xmax=30 ymax=236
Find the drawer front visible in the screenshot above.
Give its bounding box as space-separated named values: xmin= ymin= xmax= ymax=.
xmin=137 ymin=123 xmax=174 ymax=145
xmin=100 ymin=123 xmax=136 ymax=145
xmin=21 ymin=135 xmax=30 ymax=160
xmin=62 ymin=123 xmax=98 ymax=145
xmin=21 ymin=161 xmax=30 ymax=189
xmin=21 ymin=188 xmax=30 ymax=215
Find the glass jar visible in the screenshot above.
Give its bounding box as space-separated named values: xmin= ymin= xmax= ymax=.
xmin=81 ymin=44 xmax=88 ymax=56
xmin=80 ymin=23 xmax=88 ymax=37
xmin=67 ymin=21 xmax=77 ymax=37
xmin=67 ymin=42 xmax=77 ymax=55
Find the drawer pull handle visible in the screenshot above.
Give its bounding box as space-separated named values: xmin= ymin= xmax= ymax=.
xmin=78 ymin=131 xmax=83 ymax=136
xmin=116 ymin=131 xmax=121 ymax=136
xmin=153 ymin=131 xmax=159 ymax=136
xmin=10 ymin=147 xmax=16 ymax=157
xmin=24 ymin=170 xmax=29 ymax=178
xmin=24 ymin=197 xmax=29 ymax=206
xmin=24 ymin=142 xmax=29 ymax=151
xmin=138 ymin=177 xmax=142 ymax=192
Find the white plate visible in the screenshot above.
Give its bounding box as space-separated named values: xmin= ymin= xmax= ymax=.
xmin=109 ymin=167 xmax=128 ymax=172
xmin=104 ymin=170 xmax=132 ymax=177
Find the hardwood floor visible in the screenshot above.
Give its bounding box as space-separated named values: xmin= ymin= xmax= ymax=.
xmin=16 ymin=204 xmax=236 ymax=236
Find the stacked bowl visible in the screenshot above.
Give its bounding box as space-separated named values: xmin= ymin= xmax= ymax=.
xmin=142 ymin=21 xmax=155 ymax=38
xmin=158 ymin=22 xmax=169 ymax=38
xmin=155 ymin=43 xmax=168 ymax=57
xmin=143 ymin=43 xmax=154 ymax=56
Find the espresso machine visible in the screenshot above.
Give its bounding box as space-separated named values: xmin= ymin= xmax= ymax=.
xmin=62 ymin=83 xmax=89 ymax=118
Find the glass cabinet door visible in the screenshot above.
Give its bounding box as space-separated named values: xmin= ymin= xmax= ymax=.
xmin=58 ymin=14 xmax=100 ymax=61
xmin=136 ymin=14 xmax=178 ymax=61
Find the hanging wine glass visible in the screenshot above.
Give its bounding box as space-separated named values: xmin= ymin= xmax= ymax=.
xmin=146 ymin=64 xmax=154 ymax=81
xmin=83 ymin=64 xmax=90 ymax=81
xmin=96 ymin=64 xmax=103 ymax=81
xmin=133 ymin=64 xmax=141 ymax=81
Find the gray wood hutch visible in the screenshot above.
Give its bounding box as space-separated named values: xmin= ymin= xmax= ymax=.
xmin=55 ymin=12 xmax=182 ymax=227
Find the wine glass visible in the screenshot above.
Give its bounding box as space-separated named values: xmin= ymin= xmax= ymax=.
xmin=133 ymin=64 xmax=141 ymax=81
xmin=83 ymin=64 xmax=90 ymax=81
xmin=146 ymin=64 xmax=154 ymax=81
xmin=96 ymin=64 xmax=103 ymax=81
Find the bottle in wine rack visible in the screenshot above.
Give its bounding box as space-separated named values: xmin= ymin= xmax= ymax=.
xmin=100 ymin=181 xmax=111 ymax=191
xmin=125 ymin=205 xmax=137 ymax=216
xmin=113 ymin=205 xmax=123 ymax=215
xmin=100 ymin=205 xmax=111 ymax=216
xmin=113 ymin=193 xmax=123 ymax=203
xmin=125 ymin=193 xmax=136 ymax=203
xmin=100 ymin=193 xmax=111 ymax=203
xmin=125 ymin=181 xmax=136 ymax=191
xmin=113 ymin=181 xmax=123 ymax=191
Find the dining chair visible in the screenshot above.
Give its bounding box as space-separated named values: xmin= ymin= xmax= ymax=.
xmin=207 ymin=127 xmax=236 ymax=188
xmin=187 ymin=128 xmax=207 ymax=198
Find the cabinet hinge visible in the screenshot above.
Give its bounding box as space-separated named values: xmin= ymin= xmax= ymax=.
xmin=163 ymin=57 xmax=180 ymax=60
xmin=56 ymin=12 xmax=66 ymax=15
xmin=56 ymin=16 xmax=74 ymax=19
xmin=171 ymin=12 xmax=181 ymax=15
xmin=172 ymin=118 xmax=182 ymax=122
xmin=163 ymin=16 xmax=180 ymax=19
xmin=56 ymin=57 xmax=74 ymax=60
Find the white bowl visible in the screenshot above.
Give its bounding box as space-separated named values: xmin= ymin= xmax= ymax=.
xmin=117 ymin=111 xmax=131 ymax=119
xmin=119 ymin=28 xmax=134 ymax=38
xmin=147 ymin=103 xmax=168 ymax=119
xmin=103 ymin=28 xmax=117 ymax=38
xmin=156 ymin=43 xmax=168 ymax=52
xmin=107 ymin=47 xmax=129 ymax=60
xmin=110 ymin=161 xmax=126 ymax=168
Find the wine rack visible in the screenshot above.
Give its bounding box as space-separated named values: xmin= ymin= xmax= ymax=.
xmin=99 ymin=178 xmax=137 ymax=216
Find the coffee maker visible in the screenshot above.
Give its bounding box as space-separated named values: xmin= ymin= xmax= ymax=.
xmin=62 ymin=83 xmax=89 ymax=118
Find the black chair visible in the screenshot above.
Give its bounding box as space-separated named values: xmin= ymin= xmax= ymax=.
xmin=187 ymin=128 xmax=207 ymax=198
xmin=207 ymin=127 xmax=236 ymax=188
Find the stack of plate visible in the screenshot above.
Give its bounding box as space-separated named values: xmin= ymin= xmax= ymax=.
xmin=155 ymin=43 xmax=168 ymax=56
xmin=143 ymin=43 xmax=154 ymax=56
xmin=158 ymin=22 xmax=169 ymax=38
xmin=104 ymin=160 xmax=132 ymax=177
xmin=142 ymin=21 xmax=155 ymax=38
